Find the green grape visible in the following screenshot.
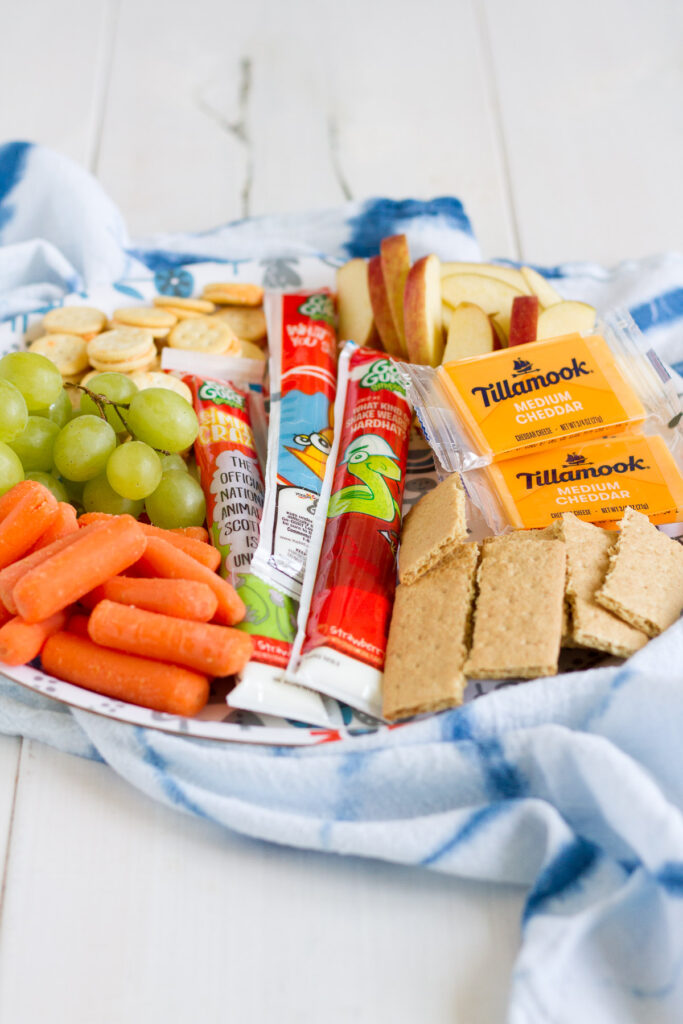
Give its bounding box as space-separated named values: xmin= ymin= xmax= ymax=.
xmin=0 ymin=443 xmax=24 ymax=496
xmin=127 ymin=389 xmax=199 ymax=453
xmin=53 ymin=415 xmax=117 ymax=482
xmin=80 ymin=373 xmax=138 ymax=432
xmin=145 ymin=471 xmax=206 ymax=529
xmin=8 ymin=416 xmax=60 ymax=472
xmin=0 ymin=351 xmax=62 ymax=411
xmin=159 ymin=453 xmax=188 ymax=474
xmin=0 ymin=380 xmax=28 ymax=442
xmin=34 ymin=387 xmax=72 ymax=428
xmin=187 ymin=457 xmax=201 ymax=483
xmin=26 ymin=471 xmax=68 ymax=503
xmin=106 ymin=441 xmax=162 ymax=500
xmin=60 ymin=476 xmax=85 ymax=507
xmin=83 ymin=474 xmax=144 ymax=517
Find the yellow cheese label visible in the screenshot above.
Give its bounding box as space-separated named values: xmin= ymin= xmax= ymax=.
xmin=440 ymin=333 xmax=646 ymax=462
xmin=486 ymin=433 xmax=683 ymax=529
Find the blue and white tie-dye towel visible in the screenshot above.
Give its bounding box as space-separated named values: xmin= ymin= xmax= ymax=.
xmin=2 ymin=141 xmax=683 ymax=1024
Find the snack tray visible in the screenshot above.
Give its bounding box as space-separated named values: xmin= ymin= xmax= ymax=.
xmin=0 ymin=257 xmax=612 ymax=746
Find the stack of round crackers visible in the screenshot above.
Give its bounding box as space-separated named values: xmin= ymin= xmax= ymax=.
xmin=25 ymin=280 xmax=269 ymax=399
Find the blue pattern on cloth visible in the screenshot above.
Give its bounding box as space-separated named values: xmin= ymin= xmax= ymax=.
xmin=2 ymin=142 xmax=683 ymax=1023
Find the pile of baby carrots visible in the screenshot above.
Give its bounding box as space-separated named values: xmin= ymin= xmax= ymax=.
xmin=0 ymin=480 xmax=253 ymax=716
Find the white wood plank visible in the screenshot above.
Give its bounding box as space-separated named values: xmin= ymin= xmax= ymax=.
xmin=95 ymin=0 xmax=258 ymax=236
xmin=319 ymin=0 xmax=519 ymax=260
xmin=96 ymin=0 xmax=519 ymax=259
xmin=0 ymin=0 xmax=115 ymax=170
xmin=483 ymin=0 xmax=683 ymax=264
xmin=0 ymin=744 xmax=523 ymax=1024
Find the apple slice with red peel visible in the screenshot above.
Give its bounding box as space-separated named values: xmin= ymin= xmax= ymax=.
xmin=441 ymin=262 xmax=531 ymax=294
xmin=380 ymin=234 xmax=411 ymax=356
xmin=521 ymin=266 xmax=563 ymax=308
xmin=442 ymin=303 xmax=496 ymax=363
xmin=509 ymin=295 xmax=540 ymax=346
xmin=337 ymin=258 xmax=377 ymax=346
xmin=404 ymin=255 xmax=444 ymax=366
xmin=536 ymin=301 xmax=596 ymax=340
xmin=368 ymin=255 xmax=403 ymax=356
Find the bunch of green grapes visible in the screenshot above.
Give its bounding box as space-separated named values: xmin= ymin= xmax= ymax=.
xmin=0 ymin=354 xmax=206 ymax=529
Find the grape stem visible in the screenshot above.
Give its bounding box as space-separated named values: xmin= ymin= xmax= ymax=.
xmin=64 ymin=383 xmax=171 ymax=455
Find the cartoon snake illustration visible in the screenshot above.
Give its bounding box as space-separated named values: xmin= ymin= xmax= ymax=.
xmin=327 ymin=434 xmax=401 ymax=522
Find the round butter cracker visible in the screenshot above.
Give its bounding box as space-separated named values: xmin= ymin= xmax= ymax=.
xmin=202 ymin=282 xmax=264 ymax=307
xmin=42 ymin=306 xmax=106 ymax=337
xmin=168 ymin=316 xmax=239 ymax=355
xmin=113 ymin=306 xmax=177 ymax=330
xmin=154 ymin=296 xmax=215 ymax=314
xmin=212 ymin=305 xmax=267 ymax=343
xmin=29 ymin=333 xmax=90 ymax=376
xmin=128 ymin=371 xmax=193 ymax=403
xmin=88 ymin=327 xmax=157 ymax=365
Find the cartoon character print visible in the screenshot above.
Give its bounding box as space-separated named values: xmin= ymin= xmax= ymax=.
xmin=327 ymin=433 xmax=401 ymax=524
xmin=285 ymin=403 xmax=334 ymax=483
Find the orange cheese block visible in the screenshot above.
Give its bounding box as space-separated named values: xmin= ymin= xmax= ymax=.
xmin=439 ymin=333 xmax=646 ymax=463
xmin=482 ymin=432 xmax=683 ymax=530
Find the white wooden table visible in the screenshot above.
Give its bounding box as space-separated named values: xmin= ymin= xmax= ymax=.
xmin=0 ymin=1 xmax=681 ymax=1020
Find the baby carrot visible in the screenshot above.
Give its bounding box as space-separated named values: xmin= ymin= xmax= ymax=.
xmin=96 ymin=577 xmax=218 ymax=622
xmin=0 ymin=480 xmax=47 ymax=522
xmin=0 ymin=484 xmax=58 ymax=570
xmin=137 ymin=537 xmax=245 ymax=625
xmin=0 ymin=522 xmax=108 ymax=615
xmin=42 ymin=632 xmax=210 ymax=717
xmin=14 ymin=515 xmax=147 ymax=624
xmin=171 ymin=526 xmax=209 ymax=542
xmin=78 ymin=513 xmax=220 ymax=571
xmin=30 ymin=502 xmax=79 ymax=552
xmin=66 ymin=612 xmax=91 ymax=638
xmin=89 ymin=600 xmax=253 ymax=676
xmin=0 ymin=610 xmax=67 ymax=666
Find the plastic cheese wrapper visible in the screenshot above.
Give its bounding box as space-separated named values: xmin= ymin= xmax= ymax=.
xmin=401 ymin=309 xmax=681 ymax=472
xmin=161 ymin=347 xmax=337 ymax=729
xmin=250 ymin=290 xmax=338 ymax=599
xmin=287 ymin=343 xmax=412 ymax=719
xmin=463 ymin=431 xmax=683 ymax=533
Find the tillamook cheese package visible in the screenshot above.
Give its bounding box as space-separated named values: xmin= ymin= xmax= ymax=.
xmin=402 ymin=309 xmax=681 ymax=471
xmin=463 ymin=432 xmax=683 ymax=532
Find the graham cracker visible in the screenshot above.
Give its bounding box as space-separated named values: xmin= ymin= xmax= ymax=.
xmin=483 ymin=524 xmax=571 ymax=642
xmin=383 ymin=543 xmax=479 ymax=721
xmin=398 ymin=474 xmax=467 ymax=585
xmin=465 ymin=535 xmax=565 ymax=679
xmin=558 ymin=513 xmax=648 ymax=657
xmin=595 ymin=507 xmax=683 ymax=637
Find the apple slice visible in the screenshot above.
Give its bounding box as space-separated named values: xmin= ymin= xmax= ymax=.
xmin=489 ymin=315 xmax=507 ymax=350
xmin=509 ymin=295 xmax=540 ymax=347
xmin=536 ymin=301 xmax=597 ymax=340
xmin=521 ymin=266 xmax=563 ymax=308
xmin=442 ymin=303 xmax=496 ymax=363
xmin=440 ymin=262 xmax=531 ymax=293
xmin=404 ymin=255 xmax=444 ymax=366
xmin=337 ymin=258 xmax=377 ymax=346
xmin=442 ymin=274 xmax=524 ymax=329
xmin=368 ymin=255 xmax=403 ymax=355
xmin=380 ymin=234 xmax=411 ymax=356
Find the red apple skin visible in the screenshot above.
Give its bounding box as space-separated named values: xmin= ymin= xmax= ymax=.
xmin=367 ymin=255 xmax=403 ymax=356
xmin=509 ymin=295 xmax=540 ymax=347
xmin=403 ymin=255 xmax=444 ymax=366
xmin=380 ymin=234 xmax=411 ymax=355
